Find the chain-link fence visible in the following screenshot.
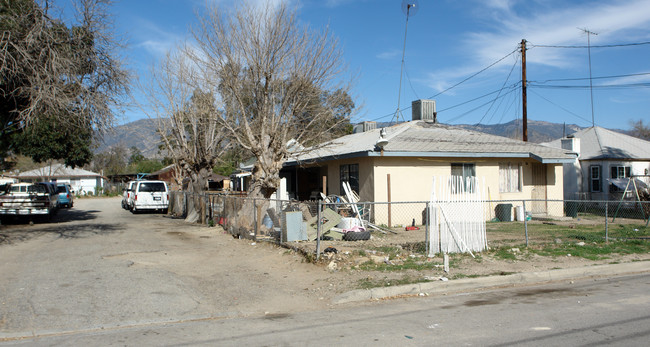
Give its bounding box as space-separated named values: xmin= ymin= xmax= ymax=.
xmin=168 ymin=191 xmax=650 ymax=260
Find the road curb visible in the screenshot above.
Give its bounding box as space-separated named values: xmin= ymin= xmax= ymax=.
xmin=332 ymin=261 xmax=650 ymax=304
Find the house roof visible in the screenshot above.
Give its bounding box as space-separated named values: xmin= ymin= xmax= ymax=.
xmin=14 ymin=163 xmax=103 ymax=179
xmin=287 ymin=120 xmax=576 ymax=165
xmin=543 ymin=126 xmax=650 ymax=160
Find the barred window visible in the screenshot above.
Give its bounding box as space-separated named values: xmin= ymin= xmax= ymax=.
xmin=499 ymin=162 xmax=522 ymax=193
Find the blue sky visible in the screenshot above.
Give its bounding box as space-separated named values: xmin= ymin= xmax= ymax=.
xmin=109 ymin=0 xmax=650 ymax=131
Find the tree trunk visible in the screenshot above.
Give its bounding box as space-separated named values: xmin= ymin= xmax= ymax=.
xmin=185 ymin=167 xmax=209 ymax=223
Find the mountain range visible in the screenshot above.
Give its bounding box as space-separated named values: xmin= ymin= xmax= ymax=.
xmin=96 ymin=118 xmax=626 ymax=158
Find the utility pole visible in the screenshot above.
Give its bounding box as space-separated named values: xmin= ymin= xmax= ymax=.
xmin=579 ymin=28 xmax=598 ymax=127
xmin=521 ymin=39 xmax=528 ymax=142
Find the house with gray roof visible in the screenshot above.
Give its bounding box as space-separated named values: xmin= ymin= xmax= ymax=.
xmin=12 ymin=163 xmax=107 ymax=196
xmin=281 ymin=105 xmax=576 ymax=222
xmin=543 ymin=126 xmax=650 ymax=200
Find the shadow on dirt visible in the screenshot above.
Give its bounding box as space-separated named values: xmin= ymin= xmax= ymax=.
xmin=0 ymin=222 xmax=123 ymax=245
xmin=0 ymin=208 xmax=99 ymax=226
xmin=1 ymin=206 xmax=123 ymax=245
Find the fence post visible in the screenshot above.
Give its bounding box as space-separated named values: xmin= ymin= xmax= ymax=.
xmin=523 ymin=200 xmax=529 ymax=247
xmin=316 ymin=200 xmax=322 ymax=261
xmin=425 ymin=201 xmax=430 ymax=256
xmin=605 ymin=200 xmax=609 ymax=243
xmin=253 ymin=198 xmax=257 ymax=240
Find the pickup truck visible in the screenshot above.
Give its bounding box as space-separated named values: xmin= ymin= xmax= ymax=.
xmin=0 ymin=182 xmax=59 ymax=219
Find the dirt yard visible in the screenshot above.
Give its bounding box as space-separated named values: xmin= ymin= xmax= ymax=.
xmin=243 ymin=217 xmax=650 ymax=294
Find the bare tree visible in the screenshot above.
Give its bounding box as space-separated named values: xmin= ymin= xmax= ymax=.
xmin=189 ymin=2 xmax=354 ymax=233
xmin=145 ymin=49 xmax=231 ymax=222
xmin=0 ymin=0 xmax=130 ymax=168
xmin=630 ymin=119 xmax=650 ymax=141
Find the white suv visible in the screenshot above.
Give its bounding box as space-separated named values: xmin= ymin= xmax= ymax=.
xmin=131 ymin=180 xmax=169 ymax=213
xmin=122 ymin=180 xmax=136 ymax=209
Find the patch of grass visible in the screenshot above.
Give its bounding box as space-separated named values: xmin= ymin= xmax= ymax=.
xmin=530 ymin=240 xmax=650 ymax=260
xmin=356 ymin=275 xmax=433 ymax=289
xmin=358 ymin=257 xmax=441 ymax=272
xmin=493 ymin=247 xmax=518 ymax=260
xmin=450 ymin=273 xmax=481 ymax=279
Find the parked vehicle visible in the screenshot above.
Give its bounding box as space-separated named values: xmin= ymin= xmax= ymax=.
xmin=0 ymin=182 xmax=59 ymax=219
xmin=56 ymin=183 xmax=74 ymax=208
xmin=131 ymin=180 xmax=169 ymax=213
xmin=122 ymin=180 xmax=136 ymax=210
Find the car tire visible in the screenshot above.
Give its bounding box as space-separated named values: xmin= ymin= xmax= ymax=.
xmin=343 ymin=230 xmax=371 ymax=241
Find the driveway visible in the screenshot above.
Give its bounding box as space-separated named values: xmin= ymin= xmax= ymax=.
xmin=0 ymin=197 xmax=337 ymax=340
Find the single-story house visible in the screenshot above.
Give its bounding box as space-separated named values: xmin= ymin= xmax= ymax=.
xmin=281 ymin=106 xmax=576 ymax=224
xmin=12 ymin=163 xmax=107 ymax=195
xmin=542 ymin=126 xmax=650 ymax=200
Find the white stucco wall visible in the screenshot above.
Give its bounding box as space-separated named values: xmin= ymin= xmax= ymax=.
xmin=579 ymin=160 xmax=650 ymax=200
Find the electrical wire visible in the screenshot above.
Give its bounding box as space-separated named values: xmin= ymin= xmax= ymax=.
xmin=427 ymin=48 xmax=519 ymax=100
xmin=476 ymin=54 xmax=519 ymax=125
xmin=530 ymin=41 xmax=650 ymax=49
xmin=443 ymin=87 xmax=519 ymax=123
xmin=367 ymin=47 xmax=520 ymax=122
xmin=437 ymin=82 xmax=520 ymax=113
xmin=529 ymin=89 xmax=592 ymax=124
xmin=531 ymin=72 xmax=650 ymax=84
xmin=530 ymin=82 xmax=650 ymax=89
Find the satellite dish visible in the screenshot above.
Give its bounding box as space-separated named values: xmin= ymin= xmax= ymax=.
xmin=401 ymin=0 xmax=419 ymax=17
xmin=376 ymin=138 xmax=389 ymax=149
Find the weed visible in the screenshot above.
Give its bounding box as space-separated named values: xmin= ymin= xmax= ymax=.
xmin=358 ymin=257 xmax=440 ymax=272
xmin=451 ymin=273 xmax=481 ymax=279
xmin=356 ymin=275 xmax=433 ymax=289
xmin=493 ymin=247 xmax=517 ymax=260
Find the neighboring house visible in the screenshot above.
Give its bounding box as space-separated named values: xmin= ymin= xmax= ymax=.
xmin=149 ymin=164 xmax=182 ymax=190
xmin=543 ymin=126 xmax=650 ymax=200
xmin=12 ymin=163 xmax=107 ymax=195
xmin=282 ymin=102 xmax=576 ymax=224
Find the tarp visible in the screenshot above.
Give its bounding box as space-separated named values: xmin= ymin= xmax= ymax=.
xmin=608 ymin=177 xmax=649 ymax=190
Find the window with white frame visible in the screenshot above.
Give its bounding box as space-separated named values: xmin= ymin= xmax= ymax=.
xmin=590 ymin=165 xmax=601 ymax=192
xmin=451 ymin=163 xmax=476 ymax=192
xmin=609 ymin=165 xmax=631 ymax=193
xmin=610 ymin=165 xmax=631 ymax=179
xmin=499 ymin=162 xmax=522 ymax=193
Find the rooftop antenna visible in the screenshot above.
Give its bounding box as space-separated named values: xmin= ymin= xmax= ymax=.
xmin=579 ymin=27 xmax=598 ymax=127
xmin=393 ymin=0 xmax=419 ymax=125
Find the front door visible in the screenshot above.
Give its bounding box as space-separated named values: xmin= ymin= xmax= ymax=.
xmin=531 ymin=163 xmax=547 ymax=214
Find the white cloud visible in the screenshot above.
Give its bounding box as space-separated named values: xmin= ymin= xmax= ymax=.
xmin=376 ymin=49 xmax=401 ymax=60
xmin=428 ymin=0 xmax=650 ymax=93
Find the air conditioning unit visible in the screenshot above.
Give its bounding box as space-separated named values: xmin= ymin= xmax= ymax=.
xmin=412 ymin=99 xmax=437 ymax=122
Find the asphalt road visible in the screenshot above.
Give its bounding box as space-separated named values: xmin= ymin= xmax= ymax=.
xmin=3 ymin=274 xmax=649 ymax=346
xmin=1 ymin=198 xmax=649 ymax=346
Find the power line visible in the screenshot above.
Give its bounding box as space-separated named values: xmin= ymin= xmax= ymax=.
xmin=529 ymin=82 xmax=650 ymax=89
xmin=530 ymin=41 xmax=650 ymax=48
xmin=427 ymin=48 xmax=519 ymax=100
xmin=529 ymin=89 xmax=592 ymax=124
xmin=437 ymin=82 xmax=520 ymax=113
xmin=531 ymin=72 xmax=650 ymax=83
xmin=476 ymin=55 xmax=519 ymax=125
xmin=442 ymin=87 xmax=520 ymax=123
xmin=368 ymin=47 xmax=520 ymax=122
